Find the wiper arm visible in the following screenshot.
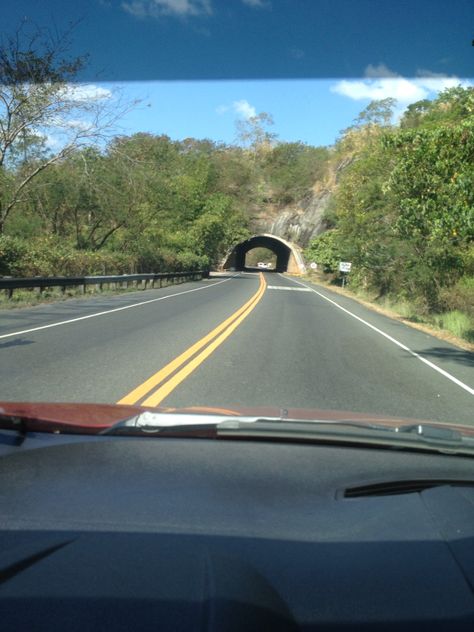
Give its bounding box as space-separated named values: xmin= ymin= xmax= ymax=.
xmin=98 ymin=411 xmax=256 ymax=437
xmin=100 ymin=413 xmax=474 ymax=456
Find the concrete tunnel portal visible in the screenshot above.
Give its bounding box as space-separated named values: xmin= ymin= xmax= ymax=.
xmin=222 ymin=234 xmax=306 ymax=274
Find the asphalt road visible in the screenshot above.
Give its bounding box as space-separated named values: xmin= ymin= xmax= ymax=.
xmin=0 ymin=272 xmax=472 ymax=424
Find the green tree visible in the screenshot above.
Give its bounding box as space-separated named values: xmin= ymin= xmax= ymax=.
xmin=354 ymin=98 xmax=397 ymax=128
xmin=0 ymin=23 xmax=136 ymax=234
xmin=383 ymin=119 xmax=474 ymax=306
xmin=400 ymin=99 xmax=433 ymax=129
xmin=304 ymin=230 xmax=343 ymax=273
xmin=190 ymin=193 xmax=249 ymax=266
xmin=235 ymin=112 xmax=277 ymax=150
xmin=264 ymin=142 xmax=329 ymax=205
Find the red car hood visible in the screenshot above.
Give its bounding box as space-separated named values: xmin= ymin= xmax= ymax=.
xmin=0 ymin=401 xmax=472 ymax=436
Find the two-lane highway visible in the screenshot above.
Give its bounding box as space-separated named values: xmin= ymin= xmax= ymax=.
xmin=0 ymin=272 xmax=472 ymax=424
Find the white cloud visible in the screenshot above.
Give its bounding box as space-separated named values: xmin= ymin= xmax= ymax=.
xmin=331 ymin=65 xmax=471 ymax=107
xmin=331 ymin=78 xmax=427 ymax=103
xmin=233 ymin=99 xmax=256 ymax=119
xmin=415 ymin=70 xmax=470 ymax=94
xmin=121 ymin=0 xmax=212 ymax=18
xmin=216 ymin=99 xmax=257 ymax=120
xmin=64 ymin=119 xmax=94 ymax=132
xmin=63 ymin=84 xmax=112 ymax=103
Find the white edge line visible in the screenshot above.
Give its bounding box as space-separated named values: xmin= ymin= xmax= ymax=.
xmin=0 ymin=275 xmax=236 ymax=341
xmin=279 ymin=274 xmax=474 ymax=397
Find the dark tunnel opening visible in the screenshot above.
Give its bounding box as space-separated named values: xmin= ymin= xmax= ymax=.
xmin=223 ymin=235 xmax=293 ymax=273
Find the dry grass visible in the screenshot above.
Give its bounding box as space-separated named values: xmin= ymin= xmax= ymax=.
xmin=299 ymin=272 xmax=474 ymax=353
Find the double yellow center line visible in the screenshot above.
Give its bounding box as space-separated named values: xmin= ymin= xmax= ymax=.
xmin=117 ymin=273 xmax=267 ymax=407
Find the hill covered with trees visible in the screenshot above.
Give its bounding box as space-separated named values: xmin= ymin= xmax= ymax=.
xmin=0 ymin=26 xmax=472 ymax=339
xmin=305 ymin=89 xmax=473 ymax=338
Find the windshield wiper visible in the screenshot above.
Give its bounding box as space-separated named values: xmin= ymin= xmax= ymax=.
xmin=99 ymin=413 xmax=389 ymax=436
xmin=98 ymin=412 xmax=259 ymax=437
xmin=218 ymin=419 xmax=474 ymax=456
xmin=2 ymin=410 xmax=471 ymax=456
xmin=99 ymin=413 xmax=474 ymax=456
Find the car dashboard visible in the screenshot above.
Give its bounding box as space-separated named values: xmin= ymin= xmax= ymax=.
xmin=0 ymin=431 xmax=473 ymax=631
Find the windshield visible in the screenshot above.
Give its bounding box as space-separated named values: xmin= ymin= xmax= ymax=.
xmin=0 ymin=0 xmax=473 ymax=437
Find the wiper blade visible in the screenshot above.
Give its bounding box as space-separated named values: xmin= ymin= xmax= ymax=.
xmin=394 ymin=423 xmax=463 ymax=445
xmin=215 ymin=419 xmax=474 ymax=456
xmin=100 ymin=413 xmax=474 ymax=456
xmin=99 ymin=413 xmax=393 ymax=436
xmin=101 ymin=412 xmax=404 ymax=435
xmin=2 ymin=408 xmax=471 ymax=456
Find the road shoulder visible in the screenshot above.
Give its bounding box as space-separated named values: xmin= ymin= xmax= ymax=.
xmin=284 ymin=273 xmax=474 ymax=354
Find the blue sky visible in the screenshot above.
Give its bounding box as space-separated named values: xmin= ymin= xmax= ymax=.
xmin=5 ymin=0 xmax=474 ymax=148
xmin=110 ymin=79 xmax=361 ymax=147
xmin=6 ymin=0 xmax=473 ymax=81
xmin=107 ymin=72 xmax=472 ymax=148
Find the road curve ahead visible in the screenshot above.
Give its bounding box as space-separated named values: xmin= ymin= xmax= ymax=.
xmin=0 ymin=272 xmax=472 ymax=425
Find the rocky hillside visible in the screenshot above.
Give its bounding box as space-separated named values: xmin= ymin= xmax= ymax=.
xmin=248 ymin=155 xmax=353 ymax=247
xmin=250 ymin=187 xmax=331 ymax=247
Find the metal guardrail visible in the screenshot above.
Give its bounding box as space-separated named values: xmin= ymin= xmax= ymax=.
xmin=0 ymin=270 xmax=209 ymax=299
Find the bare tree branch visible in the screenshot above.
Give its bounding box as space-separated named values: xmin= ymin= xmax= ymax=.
xmin=0 ymin=22 xmax=139 ymax=233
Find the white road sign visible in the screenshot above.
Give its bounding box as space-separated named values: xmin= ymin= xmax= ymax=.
xmin=339 ymin=261 xmax=352 ymax=272
xmin=310 ymin=262 xmax=318 ymax=269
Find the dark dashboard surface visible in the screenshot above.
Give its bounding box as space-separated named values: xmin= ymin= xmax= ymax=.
xmin=1 ymin=433 xmax=473 ymax=630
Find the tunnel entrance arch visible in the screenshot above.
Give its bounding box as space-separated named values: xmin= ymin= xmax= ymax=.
xmin=223 ymin=234 xmax=306 ymax=274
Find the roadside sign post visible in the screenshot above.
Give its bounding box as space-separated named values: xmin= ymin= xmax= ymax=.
xmin=338 ymin=261 xmax=352 ymax=288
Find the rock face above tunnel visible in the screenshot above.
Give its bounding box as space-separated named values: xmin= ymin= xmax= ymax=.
xmin=251 ymin=188 xmax=332 ymax=248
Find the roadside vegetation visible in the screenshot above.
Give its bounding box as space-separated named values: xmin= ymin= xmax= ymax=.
xmin=304 ymin=91 xmax=474 ymax=343
xmin=0 ymin=25 xmax=328 ymax=280
xmin=0 ymin=25 xmax=472 ymax=342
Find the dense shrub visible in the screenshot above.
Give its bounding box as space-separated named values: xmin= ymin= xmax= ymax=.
xmin=0 ymin=236 xmax=136 ymax=277
xmin=439 ymin=277 xmax=474 ymax=314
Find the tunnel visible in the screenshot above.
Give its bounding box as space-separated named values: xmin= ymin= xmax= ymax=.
xmin=222 ymin=234 xmax=306 ymax=274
